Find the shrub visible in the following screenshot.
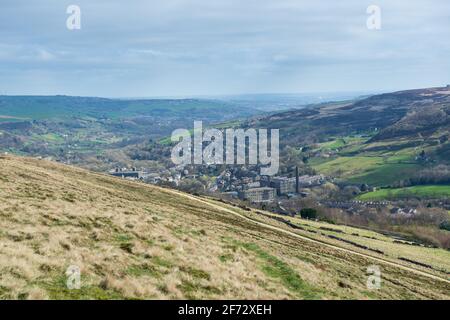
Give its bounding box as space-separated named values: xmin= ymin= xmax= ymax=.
xmin=439 ymin=220 xmax=450 ymax=232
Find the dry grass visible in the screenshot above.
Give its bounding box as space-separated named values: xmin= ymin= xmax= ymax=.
xmin=0 ymin=155 xmax=449 ymax=300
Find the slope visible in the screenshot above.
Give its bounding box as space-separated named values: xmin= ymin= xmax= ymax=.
xmin=0 ymin=155 xmax=449 ymax=299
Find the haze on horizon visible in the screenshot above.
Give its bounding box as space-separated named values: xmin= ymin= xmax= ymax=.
xmin=0 ymin=0 xmax=449 ymax=98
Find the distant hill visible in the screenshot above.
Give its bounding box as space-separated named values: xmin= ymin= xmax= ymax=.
xmin=366 ymin=88 xmax=450 ymax=141
xmin=248 ymin=86 xmax=450 ymax=140
xmin=0 ymin=95 xmax=259 ymax=122
xmin=0 ymin=96 xmax=261 ymax=165
xmin=214 ymin=91 xmax=370 ymax=112
xmin=0 ymin=155 xmax=449 ymax=299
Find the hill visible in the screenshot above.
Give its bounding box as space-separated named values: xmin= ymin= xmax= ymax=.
xmin=0 ymin=155 xmax=449 ymax=299
xmin=245 ymin=86 xmax=450 ymax=188
xmin=0 ymin=96 xmax=258 ymax=122
xmin=248 ymin=86 xmax=450 ymax=140
xmin=0 ymin=96 xmax=261 ymax=169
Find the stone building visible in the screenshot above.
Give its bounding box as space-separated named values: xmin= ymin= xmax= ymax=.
xmin=238 ymin=187 xmax=276 ymax=203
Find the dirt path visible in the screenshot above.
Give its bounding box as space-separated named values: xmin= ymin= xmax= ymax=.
xmin=167 ymin=189 xmax=450 ymax=285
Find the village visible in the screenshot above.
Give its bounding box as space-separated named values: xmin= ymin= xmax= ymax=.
xmin=107 ymin=164 xmax=427 ymax=220
xmin=27 ymin=142 xmax=424 ymax=219
xmin=109 ymin=165 xmax=323 ymax=202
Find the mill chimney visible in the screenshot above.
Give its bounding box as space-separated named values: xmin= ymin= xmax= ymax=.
xmin=295 ymin=166 xmax=299 ymax=193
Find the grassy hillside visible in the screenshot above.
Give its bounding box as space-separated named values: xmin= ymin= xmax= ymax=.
xmin=0 ymin=155 xmax=449 ymax=300
xmin=308 ymin=138 xmax=426 ymax=186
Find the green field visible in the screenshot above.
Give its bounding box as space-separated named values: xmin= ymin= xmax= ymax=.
xmin=317 ymin=137 xmax=366 ymax=151
xmin=347 ymin=163 xmax=421 ymax=186
xmin=310 ymin=155 xmax=422 ymax=186
xmin=308 ymin=134 xmax=434 ymax=187
xmin=357 ymin=185 xmax=450 ymax=201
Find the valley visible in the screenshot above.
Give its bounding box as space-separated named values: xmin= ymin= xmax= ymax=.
xmin=0 ymin=88 xmax=450 ymax=299
xmin=2 ymin=0 xmax=449 ymax=303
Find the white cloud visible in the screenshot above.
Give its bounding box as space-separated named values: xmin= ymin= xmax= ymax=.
xmin=0 ymin=0 xmax=449 ymax=96
xmin=36 ymin=49 xmax=56 ymax=61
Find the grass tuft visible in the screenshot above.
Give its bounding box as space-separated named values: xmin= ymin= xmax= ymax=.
xmin=239 ymin=242 xmax=321 ymax=299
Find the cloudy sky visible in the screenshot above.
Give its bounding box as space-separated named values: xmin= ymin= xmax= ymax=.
xmin=0 ymin=0 xmax=449 ymax=97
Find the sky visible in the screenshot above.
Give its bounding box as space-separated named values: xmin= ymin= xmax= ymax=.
xmin=0 ymin=0 xmax=449 ymax=97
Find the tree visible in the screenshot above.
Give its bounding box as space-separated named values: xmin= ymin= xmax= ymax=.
xmin=419 ymin=150 xmax=426 ymax=160
xmin=300 ymin=208 xmax=317 ymax=219
xmin=360 ymin=184 xmax=369 ymax=192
